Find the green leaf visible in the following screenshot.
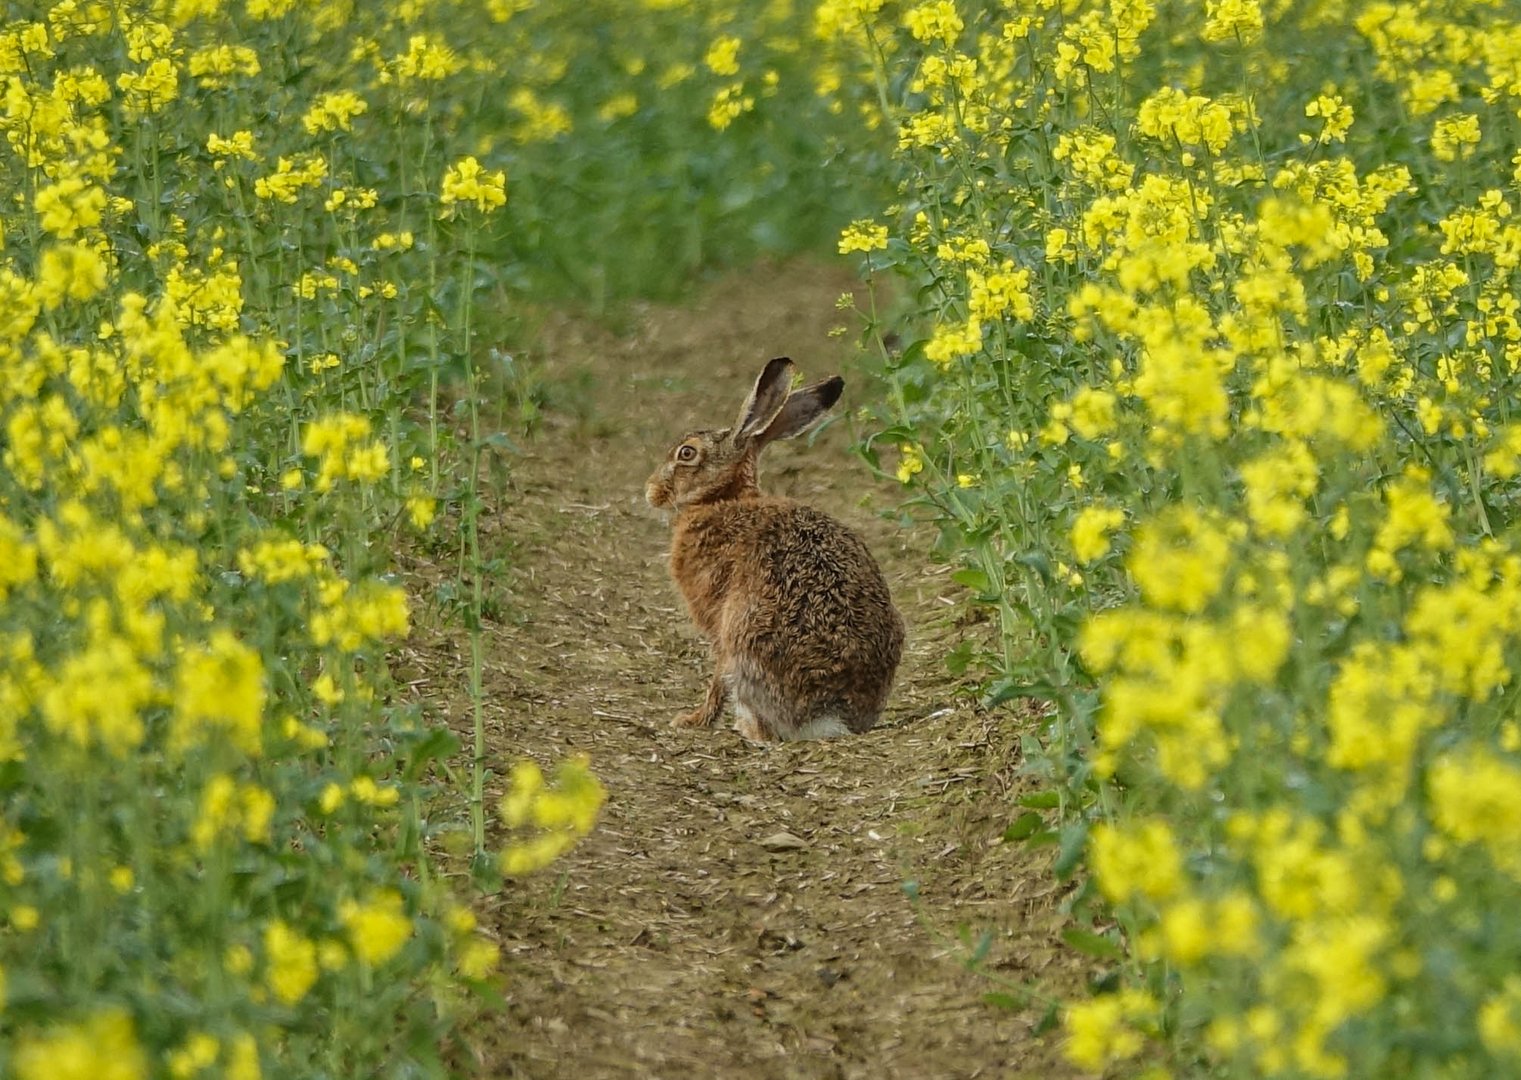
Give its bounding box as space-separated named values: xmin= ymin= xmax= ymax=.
xmin=982 ymin=673 xmax=1069 ymax=707
xmin=481 ymin=431 xmax=520 ymax=453
xmin=467 ymin=979 xmax=509 ymax=1011
xmin=981 ymin=677 xmax=1026 ymax=708
xmin=969 ymin=928 xmax=994 ymax=965
xmin=1018 ymin=789 xmax=1062 ymax=809
xmin=402 ymin=727 xmax=463 ymax=782
xmin=1062 ymin=927 xmax=1123 ymax=960
xmin=1015 ymin=551 xmax=1053 ymax=584
xmin=944 ymin=638 xmax=977 ymax=676
xmin=1053 ymin=820 xmax=1090 ymax=879
xmin=951 ymin=567 xmax=990 ymax=592
xmin=983 ymin=991 xmax=1024 ymax=1012
xmin=1002 ymin=811 xmax=1044 ymax=842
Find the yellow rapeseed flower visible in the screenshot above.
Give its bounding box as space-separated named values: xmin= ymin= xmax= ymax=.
xmin=264 ymin=920 xmax=319 ymax=1005
xmin=1064 ymin=987 xmax=1156 ymax=1071
xmin=1201 ymin=0 xmax=1263 ymax=44
xmin=341 ymin=890 xmax=413 ymax=967
xmin=172 ymin=629 xmax=266 ymax=757
xmin=392 ymin=33 xmax=463 ymax=82
xmin=439 ymin=156 xmax=507 ymax=215
xmin=903 ymin=0 xmax=962 ymax=46
xmin=896 ymin=443 xmax=924 ymax=483
xmin=705 ymin=35 xmax=741 ymax=77
xmin=41 ymin=635 xmax=153 ymax=755
xmin=34 ymin=176 xmax=107 ymax=238
xmin=1431 ymin=113 xmax=1481 ymax=162
xmin=1071 ymin=505 xmax=1125 ymax=563
xmin=166 ymin=1032 xmax=219 ymax=1079
xmin=302 ymin=90 xmax=368 ymax=135
xmin=1479 ymin=978 xmax=1521 ymax=1059
xmin=187 ymin=44 xmax=261 ymax=87
xmin=838 ymin=220 xmax=889 ymax=253
xmin=36 ymin=243 xmax=108 ymax=307
xmin=1089 ymin=818 xmax=1183 ymax=903
xmin=1128 ymin=505 xmax=1232 ymax=613
xmin=707 ymin=83 xmax=755 ymax=131
xmin=1428 ymin=747 xmax=1521 ymax=879
xmin=14 ymin=1007 xmax=147 ymax=1080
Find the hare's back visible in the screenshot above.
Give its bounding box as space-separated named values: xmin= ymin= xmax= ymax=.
xmin=737 ymin=503 xmax=899 ymax=645
xmin=697 ymin=499 xmax=903 ymax=734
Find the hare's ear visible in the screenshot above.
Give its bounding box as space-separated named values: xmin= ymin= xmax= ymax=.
xmin=733 ymin=357 xmax=795 ymax=443
xmin=755 ymin=376 xmax=845 ymax=446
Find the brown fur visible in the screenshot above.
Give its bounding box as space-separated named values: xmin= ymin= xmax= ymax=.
xmin=646 ymin=359 xmax=905 ymax=742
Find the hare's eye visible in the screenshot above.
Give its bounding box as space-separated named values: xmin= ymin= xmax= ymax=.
xmin=676 ymin=445 xmax=698 ymax=463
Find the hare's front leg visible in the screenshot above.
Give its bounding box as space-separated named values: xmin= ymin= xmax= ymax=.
xmin=673 ymin=670 xmax=727 ymax=729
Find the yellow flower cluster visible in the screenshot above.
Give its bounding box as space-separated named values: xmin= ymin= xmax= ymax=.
xmin=828 ymin=0 xmax=1521 ymax=1074
xmin=708 ymin=82 xmax=755 ymax=130
xmin=14 ymin=1007 xmax=148 ymax=1080
xmin=301 ymin=413 xmax=390 ymax=492
xmin=172 ymin=630 xmax=267 ymax=757
xmin=1069 ymin=505 xmax=1123 ymax=563
xmin=838 ymin=219 xmax=889 ymax=253
xmin=439 ymin=155 xmax=507 ymax=216
xmin=498 ymin=756 xmax=606 ymax=876
xmin=391 ymin=33 xmax=462 ymax=83
xmin=310 ymin=579 xmax=411 ymax=652
xmin=705 ymin=34 xmax=741 ymax=76
xmin=0 ymin=4 xmax=596 ymax=1076
xmin=253 ymin=153 xmax=328 ymax=203
xmin=340 ymin=890 xmax=414 ymax=967
xmin=302 ymin=90 xmax=368 ymax=135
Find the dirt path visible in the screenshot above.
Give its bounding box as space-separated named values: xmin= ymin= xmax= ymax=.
xmin=410 ymin=263 xmax=1086 ymax=1079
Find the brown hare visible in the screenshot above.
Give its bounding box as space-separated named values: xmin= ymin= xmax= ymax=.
xmin=646 ymin=357 xmax=904 ymax=743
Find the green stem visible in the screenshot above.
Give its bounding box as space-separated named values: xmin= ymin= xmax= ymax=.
xmin=460 ymin=225 xmax=488 ymax=855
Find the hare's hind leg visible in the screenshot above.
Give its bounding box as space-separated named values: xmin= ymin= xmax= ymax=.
xmin=729 ymin=666 xmax=793 ymax=743
xmin=732 ymin=699 xmax=773 ymax=743
xmin=673 ymin=669 xmax=728 ymax=729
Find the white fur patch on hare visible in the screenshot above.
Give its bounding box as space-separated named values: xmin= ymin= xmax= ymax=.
xmin=732 ymin=703 xmax=850 ymax=742
xmin=790 ymin=716 xmax=850 ymax=741
xmin=732 ymin=702 xmax=766 ymax=743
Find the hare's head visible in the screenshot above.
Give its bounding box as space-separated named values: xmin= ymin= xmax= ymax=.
xmin=645 ymin=357 xmax=844 ymax=511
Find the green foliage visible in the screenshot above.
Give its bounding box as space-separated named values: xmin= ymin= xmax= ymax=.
xmin=17 ymin=0 xmax=1521 ymax=1075
xmin=0 ymin=3 xmax=632 ymax=1077
xmin=830 ymin=0 xmax=1521 ymax=1074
